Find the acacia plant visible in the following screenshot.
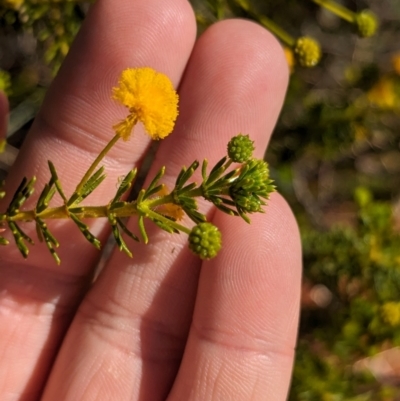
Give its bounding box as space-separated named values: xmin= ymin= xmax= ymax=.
xmin=0 ymin=67 xmax=275 ymax=264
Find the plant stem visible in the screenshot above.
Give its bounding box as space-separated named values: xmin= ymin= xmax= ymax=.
xmin=73 ymin=133 xmax=120 ymax=199
xmin=256 ymin=15 xmax=296 ymax=47
xmin=234 ymin=0 xmax=295 ymax=47
xmin=311 ymin=0 xmax=355 ymax=23
xmin=145 ymin=193 xmax=176 ymax=208
xmin=7 ymin=202 xmax=138 ymax=222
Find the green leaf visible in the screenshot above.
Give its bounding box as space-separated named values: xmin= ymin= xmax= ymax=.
xmin=117 ymin=218 xmax=139 ymax=242
xmin=36 ymin=183 xmax=56 ymax=213
xmin=201 ymin=159 xmax=208 ymax=181
xmin=138 ymin=215 xmax=148 ymax=244
xmin=8 ymin=221 xmax=34 ymax=258
xmin=145 ymin=166 xmax=165 ymax=198
xmin=207 ymin=156 xmax=228 ymax=184
xmin=175 ymin=161 xmax=199 ymax=189
xmin=36 ymin=218 xmax=60 ymax=264
xmin=68 ymin=167 xmax=106 ymax=206
xmin=8 ymin=177 xmax=36 ymax=214
xmin=108 ymin=217 xmax=133 ymax=258
xmin=179 ymin=182 xmax=197 ymax=193
xmin=70 ymin=214 xmax=101 ymax=250
xmin=112 ymin=168 xmax=137 ymax=203
xmin=48 ymin=161 xmax=67 ymax=201
xmin=144 ymin=184 xmax=164 ymax=200
xmin=152 ymin=217 xmax=180 ymax=234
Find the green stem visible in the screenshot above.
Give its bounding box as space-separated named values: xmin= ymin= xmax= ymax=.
xmin=145 ymin=188 xmax=204 ymax=209
xmin=256 ymin=15 xmax=295 ymax=47
xmin=7 ymin=202 xmax=138 ymax=222
xmin=145 ymin=193 xmax=176 ymax=209
xmin=234 ymin=0 xmax=295 ymax=47
xmin=311 ymin=0 xmax=355 ymax=23
xmin=73 ymin=134 xmax=120 ymax=198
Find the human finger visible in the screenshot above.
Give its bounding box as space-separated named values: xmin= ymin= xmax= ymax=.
xmin=0 ymin=0 xmax=196 ymax=399
xmin=42 ymin=19 xmax=290 ymax=401
xmin=168 ymin=194 xmax=301 ymax=401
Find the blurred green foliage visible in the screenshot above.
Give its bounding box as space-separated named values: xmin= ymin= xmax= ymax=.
xmin=1 ymin=0 xmax=400 ymax=398
xmin=0 ymin=0 xmax=87 ymax=104
xmin=294 ymin=190 xmax=400 ymax=400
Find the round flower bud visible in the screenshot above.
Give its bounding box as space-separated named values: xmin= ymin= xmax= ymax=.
xmin=188 ymin=222 xmax=222 ymax=260
xmin=293 ymin=37 xmax=321 ymax=68
xmin=227 ymin=134 xmax=255 ymax=163
xmin=234 ymin=194 xmax=262 ymax=213
xmin=230 ymin=159 xmax=275 ymax=216
xmin=355 ymin=10 xmax=378 ymax=38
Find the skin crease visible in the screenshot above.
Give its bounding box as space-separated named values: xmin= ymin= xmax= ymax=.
xmin=0 ymin=0 xmax=301 ymax=400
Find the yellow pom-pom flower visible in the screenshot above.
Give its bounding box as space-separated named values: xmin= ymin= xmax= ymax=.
xmin=355 ymin=10 xmax=378 ymax=38
xmin=367 ymin=77 xmax=396 ymax=109
xmin=112 ymin=67 xmax=179 ymax=141
xmin=0 ymin=139 xmax=6 ymax=154
xmin=381 ymin=302 xmax=400 ymax=327
xmin=293 ymin=36 xmax=321 ymax=68
xmin=392 ymin=52 xmax=400 ymax=76
xmin=3 ymin=0 xmax=23 ymax=10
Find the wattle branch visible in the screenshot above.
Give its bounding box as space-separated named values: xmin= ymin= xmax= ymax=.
xmin=0 ymin=68 xmax=275 ymax=264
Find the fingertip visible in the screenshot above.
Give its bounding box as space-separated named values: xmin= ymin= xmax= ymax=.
xmin=208 ymin=191 xmax=302 ymax=346
xmin=168 ymin=193 xmax=302 ymax=401
xmin=168 ymin=17 xmax=289 ymax=163
xmin=198 ymin=18 xmax=289 ymax=117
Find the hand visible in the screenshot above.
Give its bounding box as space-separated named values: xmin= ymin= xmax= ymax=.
xmin=0 ymin=1 xmax=301 ymax=400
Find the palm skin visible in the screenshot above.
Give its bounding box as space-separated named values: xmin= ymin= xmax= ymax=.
xmin=0 ymin=0 xmax=301 ymax=400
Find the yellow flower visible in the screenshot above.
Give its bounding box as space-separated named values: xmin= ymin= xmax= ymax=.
xmin=293 ymin=36 xmax=321 ymax=68
xmin=392 ymin=52 xmax=400 ymax=76
xmin=367 ymin=77 xmax=396 ymax=109
xmin=381 ymin=302 xmax=400 ymax=327
xmin=3 ymin=0 xmax=23 ymax=10
xmin=283 ymin=46 xmax=295 ymax=73
xmin=0 ymin=70 xmax=12 ymax=95
xmin=112 ymin=67 xmax=179 ymax=141
xmin=0 ymin=140 xmax=6 ymax=154
xmin=352 ymin=123 xmax=367 ymax=142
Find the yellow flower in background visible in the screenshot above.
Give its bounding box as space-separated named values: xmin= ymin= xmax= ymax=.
xmin=352 ymin=123 xmax=367 ymax=142
xmin=293 ymin=36 xmax=321 ymax=68
xmin=3 ymin=0 xmax=23 ymax=10
xmin=381 ymin=302 xmax=400 ymax=327
xmin=0 ymin=70 xmax=12 ymax=95
xmin=283 ymin=46 xmax=295 ymax=73
xmin=0 ymin=139 xmax=6 ymax=154
xmin=392 ymin=52 xmax=400 ymax=76
xmin=367 ymin=77 xmax=396 ymax=109
xmin=112 ymin=67 xmax=179 ymax=141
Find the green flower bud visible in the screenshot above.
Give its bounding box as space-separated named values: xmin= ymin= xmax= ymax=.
xmin=293 ymin=36 xmax=321 ymax=68
xmin=230 ymin=159 xmax=275 ymax=217
xmin=227 ymin=134 xmax=255 ymax=163
xmin=355 ymin=10 xmax=378 ymax=38
xmin=188 ymin=222 xmax=222 ymax=260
